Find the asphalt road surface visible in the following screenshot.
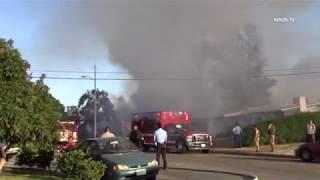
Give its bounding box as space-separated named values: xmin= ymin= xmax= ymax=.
xmin=6 ymin=152 xmax=320 ymax=180
xmin=157 ymin=153 xmax=320 ymax=180
xmin=158 ymin=169 xmax=247 ymax=180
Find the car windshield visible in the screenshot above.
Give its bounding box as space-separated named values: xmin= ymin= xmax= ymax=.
xmin=99 ymin=139 xmax=139 ymax=154
xmin=178 ymin=124 xmax=190 ymax=130
xmin=176 ymin=124 xmax=190 ymax=133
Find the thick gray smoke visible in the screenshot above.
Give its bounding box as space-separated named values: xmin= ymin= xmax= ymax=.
xmin=118 ymin=24 xmax=276 ymax=117
xmin=81 ymin=2 xmax=275 ymax=117
xmin=27 ymin=1 xmax=318 ymax=133
xmin=271 ymin=57 xmax=320 ymax=107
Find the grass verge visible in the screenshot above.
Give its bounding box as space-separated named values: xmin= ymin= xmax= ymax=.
xmin=1 ymin=167 xmax=61 ymax=180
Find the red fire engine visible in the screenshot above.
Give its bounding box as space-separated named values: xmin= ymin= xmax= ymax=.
xmin=131 ymin=112 xmax=213 ymax=153
xmin=58 ymin=120 xmax=79 ymax=150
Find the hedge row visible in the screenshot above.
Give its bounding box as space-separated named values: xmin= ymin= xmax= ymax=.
xmin=17 ymin=145 xmax=105 ymax=179
xmin=16 ymin=143 xmax=54 ymax=169
xmin=57 ymin=150 xmax=105 ymax=180
xmin=242 ymin=112 xmax=320 ymax=146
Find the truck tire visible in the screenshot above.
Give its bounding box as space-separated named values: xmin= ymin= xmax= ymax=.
xmin=301 ymin=149 xmax=313 ymax=162
xmin=176 ymin=141 xmax=186 ymax=153
xmin=143 ymin=145 xmax=150 ymax=152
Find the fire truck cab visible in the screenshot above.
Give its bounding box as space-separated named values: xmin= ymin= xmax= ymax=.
xmin=131 ymin=112 xmax=213 ymax=153
xmin=58 ymin=120 xmax=79 ymax=151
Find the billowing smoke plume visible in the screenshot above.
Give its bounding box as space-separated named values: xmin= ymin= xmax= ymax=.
xmin=27 ymin=1 xmax=318 ymax=133
xmin=93 ymin=2 xmax=275 ymax=117
xmin=116 ymin=24 xmax=276 ymax=117
xmin=271 ymin=57 xmax=320 ymax=106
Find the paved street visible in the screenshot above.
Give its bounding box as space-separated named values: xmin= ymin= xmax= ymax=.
xmin=158 ymin=169 xmax=247 ymax=180
xmin=6 ymin=152 xmax=320 ymax=180
xmin=155 ymin=153 xmax=320 ymax=180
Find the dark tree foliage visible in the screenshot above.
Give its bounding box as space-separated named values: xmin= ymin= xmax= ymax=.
xmin=0 ymin=38 xmax=62 ymax=171
xmin=78 ymin=89 xmax=120 ymax=139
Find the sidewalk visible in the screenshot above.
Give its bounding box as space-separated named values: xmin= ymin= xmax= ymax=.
xmin=213 ymin=143 xmax=302 ymax=158
xmin=168 ymin=162 xmax=258 ymax=180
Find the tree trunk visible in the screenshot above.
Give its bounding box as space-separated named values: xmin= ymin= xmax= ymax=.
xmin=0 ymin=157 xmax=6 ymax=172
xmin=0 ymin=146 xmax=10 ymax=173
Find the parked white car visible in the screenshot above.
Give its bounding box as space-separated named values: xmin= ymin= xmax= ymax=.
xmin=0 ymin=142 xmax=20 ymax=155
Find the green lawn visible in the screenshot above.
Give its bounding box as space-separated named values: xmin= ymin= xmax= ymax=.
xmin=0 ymin=175 xmax=61 ymax=180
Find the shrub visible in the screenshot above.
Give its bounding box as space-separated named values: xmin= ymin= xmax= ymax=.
xmin=16 ymin=144 xmax=55 ymax=170
xmin=16 ymin=144 xmax=38 ymax=167
xmin=57 ymin=150 xmax=105 ymax=180
xmin=36 ymin=148 xmax=54 ymax=170
xmin=242 ymin=112 xmax=320 ymax=146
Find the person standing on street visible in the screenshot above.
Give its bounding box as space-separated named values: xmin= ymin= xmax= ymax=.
xmin=233 ymin=123 xmax=242 ymax=148
xmin=267 ymin=121 xmax=276 ymax=152
xmin=154 ymin=123 xmax=167 ymax=169
xmin=129 ymin=125 xmax=142 ymax=148
xmin=306 ymin=120 xmax=316 ymax=143
xmin=253 ymin=125 xmax=260 ymax=152
xmin=101 ymin=126 xmax=115 ymax=138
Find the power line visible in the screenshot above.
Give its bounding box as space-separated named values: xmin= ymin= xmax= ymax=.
xmin=29 ymin=68 xmax=320 ymax=80
xmin=29 ymin=70 xmax=126 ymax=74
xmin=263 ymin=66 xmax=320 ymax=72
xmin=30 ymin=76 xmax=201 ymax=81
xmin=255 ymin=71 xmax=320 ymax=78
xmin=29 ymin=69 xmax=189 ymax=74
xmin=30 ymin=68 xmax=320 ymax=77
xmin=30 ymin=71 xmax=320 ymax=80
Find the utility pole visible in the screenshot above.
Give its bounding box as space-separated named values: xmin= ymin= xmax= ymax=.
xmin=94 ymin=65 xmax=97 ymax=138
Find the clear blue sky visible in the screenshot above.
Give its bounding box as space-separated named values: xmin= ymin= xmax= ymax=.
xmin=0 ymin=1 xmax=126 ymax=106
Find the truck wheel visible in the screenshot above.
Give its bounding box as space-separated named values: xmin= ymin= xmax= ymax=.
xmin=301 ymin=149 xmax=313 ymax=162
xmin=202 ymin=150 xmax=209 ymax=154
xmin=176 ymin=141 xmax=186 ymax=153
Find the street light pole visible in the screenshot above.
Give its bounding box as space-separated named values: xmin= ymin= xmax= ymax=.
xmin=94 ymin=65 xmax=97 ymax=138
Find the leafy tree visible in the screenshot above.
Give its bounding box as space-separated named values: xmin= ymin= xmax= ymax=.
xmin=78 ymin=89 xmax=120 ymax=139
xmin=29 ymin=75 xmax=61 ymax=146
xmin=0 ymin=38 xmax=62 ymax=171
xmin=59 ymin=104 xmax=68 ymax=119
xmin=0 ymin=38 xmax=33 ymax=170
xmin=66 ymin=106 xmax=79 ymax=116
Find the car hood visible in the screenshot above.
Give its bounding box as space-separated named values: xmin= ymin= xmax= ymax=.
xmin=300 ymin=143 xmax=320 ymax=149
xmin=101 ymin=151 xmax=154 ymax=166
xmin=185 ymin=130 xmax=209 ymax=136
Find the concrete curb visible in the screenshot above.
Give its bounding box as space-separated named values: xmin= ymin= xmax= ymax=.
xmin=212 ymin=150 xmax=295 ymax=159
xmin=169 ymin=167 xmax=258 ymax=180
